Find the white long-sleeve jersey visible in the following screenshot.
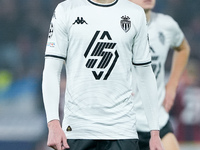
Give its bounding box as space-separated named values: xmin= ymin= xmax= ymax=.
xmin=134 ymin=12 xmax=184 ymax=132
xmin=42 ymin=0 xmax=159 ymax=139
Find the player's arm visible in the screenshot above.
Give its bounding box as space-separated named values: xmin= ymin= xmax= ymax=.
xmin=134 ymin=64 xmax=158 ymax=129
xmin=134 ymin=64 xmax=164 ymax=150
xmin=132 ymin=7 xmax=163 ymax=150
xmin=134 ymin=64 xmax=163 ymax=150
xmin=163 ymin=38 xmax=190 ymax=112
xmin=42 ymin=3 xmax=69 ymax=150
xmin=42 ymin=58 xmax=69 ymax=150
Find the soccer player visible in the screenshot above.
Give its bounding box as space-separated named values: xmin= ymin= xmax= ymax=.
xmin=130 ymin=0 xmax=190 ymax=150
xmin=42 ymin=0 xmax=164 ymax=150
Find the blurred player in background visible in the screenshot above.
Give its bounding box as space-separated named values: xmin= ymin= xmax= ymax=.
xmin=130 ymin=0 xmax=190 ymax=150
xmin=42 ymin=0 xmax=164 ymax=150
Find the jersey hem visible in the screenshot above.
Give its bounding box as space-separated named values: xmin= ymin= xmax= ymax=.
xmin=66 ymin=136 xmax=138 ymax=140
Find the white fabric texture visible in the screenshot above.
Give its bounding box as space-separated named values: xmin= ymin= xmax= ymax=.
xmin=134 ymin=64 xmax=159 ymax=131
xmin=42 ymin=0 xmax=159 ymax=139
xmin=42 ymin=58 xmax=64 ymax=122
xmin=134 ymin=12 xmax=184 ymax=131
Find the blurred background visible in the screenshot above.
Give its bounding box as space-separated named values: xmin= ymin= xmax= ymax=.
xmin=0 ymin=0 xmax=199 ymax=150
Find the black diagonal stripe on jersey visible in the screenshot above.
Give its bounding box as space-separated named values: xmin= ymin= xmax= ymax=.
xmin=150 ymin=46 xmax=155 ymax=53
xmin=88 ymin=59 xmax=94 ymax=68
xmin=86 ymin=59 xmax=98 ymax=68
xmin=91 ymin=42 xmax=103 ymax=56
xmin=84 ymin=31 xmax=100 ymax=58
xmin=98 ymin=43 xmax=106 ymax=56
xmin=110 ymin=43 xmax=116 ymax=49
xmin=97 ymin=52 xmax=106 ymax=68
xmin=86 ymin=59 xmax=96 ymax=68
xmin=97 ymin=52 xmax=112 ymax=68
xmin=91 ymin=59 xmax=98 ymax=68
xmin=104 ymin=50 xmax=119 ymax=80
xmin=132 ymin=61 xmax=151 ymax=66
xmin=45 ymin=55 xmax=66 ymax=60
xmin=86 ymin=59 xmax=93 ymax=68
xmin=104 ymin=43 xmax=110 ymax=50
xmin=105 ymin=42 xmax=116 ymax=50
xmin=102 ymin=52 xmax=113 ymax=68
xmin=98 ymin=42 xmax=116 ymax=68
xmin=91 ymin=42 xmax=100 ymax=56
xmin=105 ymin=42 xmax=111 ymax=49
xmin=105 ymin=42 xmax=109 ymax=49
xmin=95 ymin=43 xmax=116 ymax=56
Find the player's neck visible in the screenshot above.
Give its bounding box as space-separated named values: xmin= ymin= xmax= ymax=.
xmin=145 ymin=9 xmax=152 ymax=23
xmin=92 ymin=0 xmax=116 ymax=4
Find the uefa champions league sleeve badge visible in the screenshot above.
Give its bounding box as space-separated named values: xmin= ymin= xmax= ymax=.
xmin=48 ymin=22 xmax=54 ymax=39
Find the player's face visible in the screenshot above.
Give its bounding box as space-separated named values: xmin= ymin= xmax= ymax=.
xmin=130 ymin=0 xmax=156 ymax=11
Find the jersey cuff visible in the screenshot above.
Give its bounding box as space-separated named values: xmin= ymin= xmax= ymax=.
xmin=132 ymin=61 xmax=151 ymax=66
xmin=45 ymin=54 xmax=66 ymax=61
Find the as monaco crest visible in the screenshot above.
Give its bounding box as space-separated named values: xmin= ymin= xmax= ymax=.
xmin=120 ymin=15 xmax=131 ymax=32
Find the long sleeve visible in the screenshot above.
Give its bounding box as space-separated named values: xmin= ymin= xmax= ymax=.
xmin=42 ymin=58 xmax=64 ymax=123
xmin=135 ymin=64 xmax=159 ymax=130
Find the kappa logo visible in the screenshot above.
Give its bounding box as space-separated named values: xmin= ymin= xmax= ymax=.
xmin=84 ymin=31 xmax=119 ymax=80
xmin=73 ymin=17 xmax=88 ymax=25
xmin=120 ymin=15 xmax=131 ymax=32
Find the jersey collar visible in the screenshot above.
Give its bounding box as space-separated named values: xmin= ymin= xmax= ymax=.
xmin=88 ymin=0 xmax=118 ymax=7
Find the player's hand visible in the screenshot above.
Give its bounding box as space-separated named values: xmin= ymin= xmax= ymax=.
xmin=149 ymin=130 xmax=164 ymax=150
xmin=47 ymin=120 xmax=70 ymax=150
xmin=163 ymin=84 xmax=177 ymax=112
